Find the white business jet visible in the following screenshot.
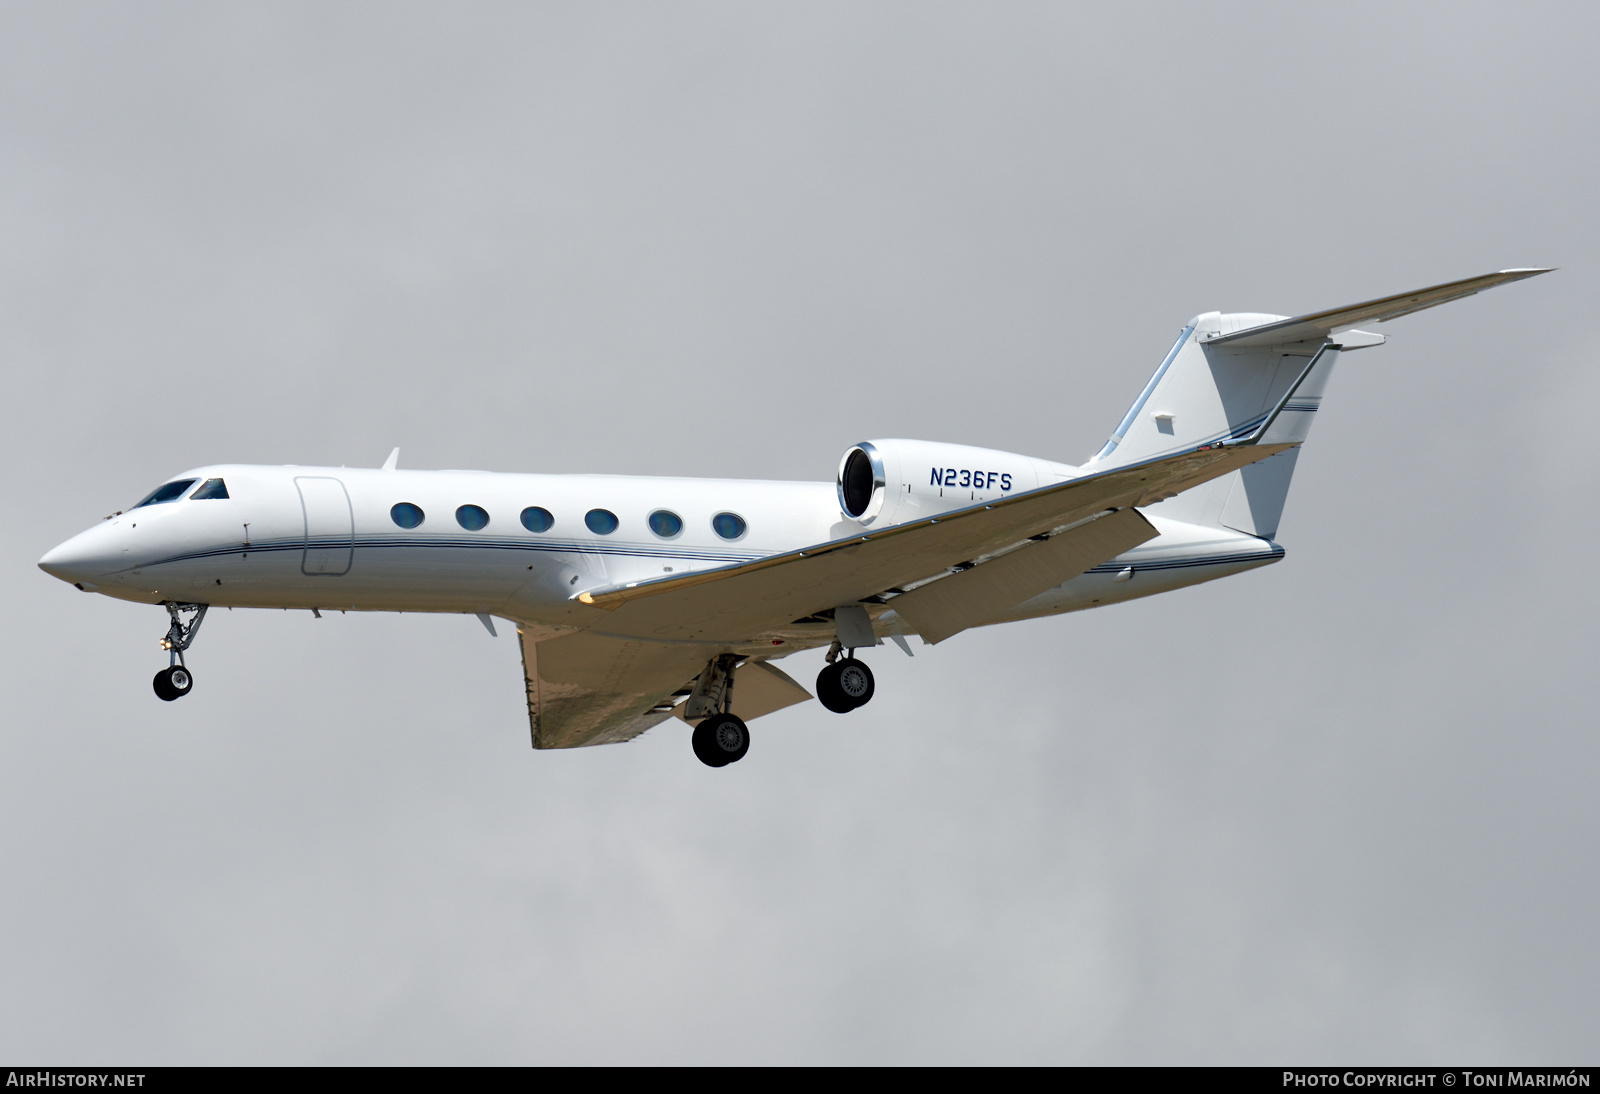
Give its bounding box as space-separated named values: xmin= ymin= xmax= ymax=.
xmin=39 ymin=270 xmax=1547 ymax=767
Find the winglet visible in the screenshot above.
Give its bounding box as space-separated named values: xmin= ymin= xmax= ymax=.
xmin=382 ymin=447 xmax=400 ymax=471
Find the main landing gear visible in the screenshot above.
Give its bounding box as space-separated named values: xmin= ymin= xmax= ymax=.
xmin=816 ymin=644 xmax=875 ymax=714
xmin=692 ymin=713 xmax=750 ymax=767
xmin=153 ymin=602 xmax=207 ymax=702
xmin=685 ymin=653 xmax=751 ymax=768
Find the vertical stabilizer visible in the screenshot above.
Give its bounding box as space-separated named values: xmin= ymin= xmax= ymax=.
xmin=1089 ymin=313 xmax=1343 ymax=538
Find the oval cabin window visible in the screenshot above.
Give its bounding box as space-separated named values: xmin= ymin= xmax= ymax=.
xmin=648 ymin=510 xmax=683 ymax=538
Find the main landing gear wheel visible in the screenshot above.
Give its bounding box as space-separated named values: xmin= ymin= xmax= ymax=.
xmin=152 ymin=665 xmax=194 ymax=702
xmin=816 ymin=657 xmax=874 ymax=713
xmin=692 ymin=713 xmax=750 ymax=767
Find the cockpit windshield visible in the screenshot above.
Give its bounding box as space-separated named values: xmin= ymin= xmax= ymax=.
xmin=132 ymin=479 xmax=198 ymax=508
xmin=191 ymin=478 xmax=229 ymax=500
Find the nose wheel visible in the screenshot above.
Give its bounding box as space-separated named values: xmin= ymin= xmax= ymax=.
xmin=817 ymin=656 xmax=874 ymax=713
xmin=153 ymin=602 xmax=206 ymax=702
xmin=153 ymin=665 xmax=194 ymax=702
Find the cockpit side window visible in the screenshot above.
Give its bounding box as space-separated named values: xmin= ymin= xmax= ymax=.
xmin=132 ymin=479 xmax=198 ymax=508
xmin=191 ymin=478 xmax=230 ymax=500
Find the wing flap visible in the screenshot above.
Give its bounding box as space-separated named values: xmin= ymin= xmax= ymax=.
xmin=1203 ymin=268 xmax=1551 ymax=347
xmin=889 ymin=507 xmax=1158 ymax=644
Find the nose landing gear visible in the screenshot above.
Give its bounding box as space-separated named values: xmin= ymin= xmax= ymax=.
xmin=816 ymin=644 xmax=875 ymax=713
xmin=153 ymin=602 xmax=207 ymax=702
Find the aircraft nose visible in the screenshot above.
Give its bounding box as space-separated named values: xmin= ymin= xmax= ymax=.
xmin=39 ymin=528 xmax=119 ymax=586
xmin=38 ymin=538 xmax=88 ymax=582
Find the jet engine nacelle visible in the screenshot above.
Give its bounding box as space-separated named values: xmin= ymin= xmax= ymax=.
xmin=836 ymin=438 xmax=1081 ymax=526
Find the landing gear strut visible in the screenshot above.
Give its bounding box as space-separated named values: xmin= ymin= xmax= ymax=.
xmin=686 ymin=654 xmax=751 ymax=767
xmin=816 ymin=643 xmax=874 ymax=713
xmin=153 ymin=602 xmax=206 ymax=702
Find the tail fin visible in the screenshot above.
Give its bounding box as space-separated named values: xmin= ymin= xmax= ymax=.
xmin=1090 ymin=316 xmax=1344 ymax=537
xmin=1088 ymin=269 xmax=1550 ymax=538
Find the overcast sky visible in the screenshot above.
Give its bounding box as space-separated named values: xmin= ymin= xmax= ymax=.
xmin=2 ymin=1 xmax=1596 ymax=1064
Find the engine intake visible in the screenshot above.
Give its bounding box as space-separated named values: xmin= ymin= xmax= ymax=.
xmin=835 ymin=438 xmax=1078 ymax=526
xmin=837 ymin=443 xmax=886 ymax=521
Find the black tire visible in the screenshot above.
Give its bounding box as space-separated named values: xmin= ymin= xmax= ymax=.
xmin=692 ymin=713 xmax=750 ymax=767
xmin=153 ymin=666 xmax=194 ymax=702
xmin=835 ymin=658 xmax=874 ymax=708
xmin=153 ymin=668 xmax=178 ymax=702
xmin=691 ymin=721 xmax=725 ymax=766
xmin=815 ymin=662 xmax=854 ymax=713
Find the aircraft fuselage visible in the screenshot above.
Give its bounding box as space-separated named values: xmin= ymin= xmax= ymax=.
xmin=39 ymin=461 xmax=1280 ymax=646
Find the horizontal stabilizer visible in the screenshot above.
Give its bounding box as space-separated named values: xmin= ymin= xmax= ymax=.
xmin=1203 ymin=268 xmax=1551 ymax=347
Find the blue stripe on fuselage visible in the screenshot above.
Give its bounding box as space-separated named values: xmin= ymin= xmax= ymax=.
xmin=141 ymin=536 xmax=767 ymax=570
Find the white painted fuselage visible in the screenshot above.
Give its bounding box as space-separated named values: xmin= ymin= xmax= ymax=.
xmin=39 ymin=458 xmax=1280 ymax=652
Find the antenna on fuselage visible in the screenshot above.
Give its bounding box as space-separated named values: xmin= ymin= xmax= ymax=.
xmin=382 ymin=447 xmax=400 ymax=471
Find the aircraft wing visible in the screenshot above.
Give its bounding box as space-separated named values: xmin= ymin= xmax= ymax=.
xmin=581 ymin=441 xmax=1291 ymax=639
xmin=1202 ymin=268 xmax=1551 ymax=347
xmin=518 ymin=440 xmax=1292 ymax=748
xmin=519 ymin=630 xmax=814 ymax=749
xmin=519 ymin=627 xmax=705 ymax=748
